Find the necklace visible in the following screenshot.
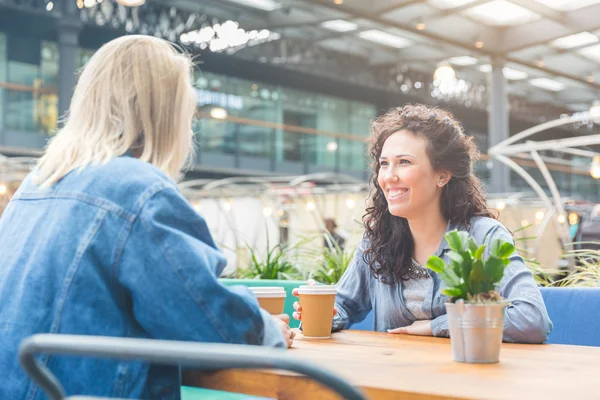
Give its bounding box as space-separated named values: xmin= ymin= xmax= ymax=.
xmin=407 ymin=259 xmax=430 ymax=279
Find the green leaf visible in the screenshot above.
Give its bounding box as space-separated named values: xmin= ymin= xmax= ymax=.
xmin=484 ymin=257 xmax=506 ymax=286
xmin=442 ymin=287 xmax=464 ymax=298
xmin=490 ymin=239 xmax=502 ymax=258
xmin=474 ymin=245 xmax=486 ymax=260
xmin=425 ymin=256 xmax=445 ymax=274
xmin=469 ymin=260 xmax=485 ymax=294
xmin=458 ymin=251 xmax=473 ymax=286
xmin=497 ymin=242 xmax=515 ymax=259
xmin=439 ymin=267 xmax=461 ymax=288
xmin=447 ymin=251 xmax=464 ymax=265
xmin=468 ymin=237 xmax=479 ymax=255
xmin=445 ymin=230 xmax=467 ymax=252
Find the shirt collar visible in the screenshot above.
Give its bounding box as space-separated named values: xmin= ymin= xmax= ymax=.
xmin=436 ymin=219 xmax=468 ymax=256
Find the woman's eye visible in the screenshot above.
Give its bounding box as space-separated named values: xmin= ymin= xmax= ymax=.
xmin=380 ymin=161 xmax=388 ymax=167
xmin=399 ymin=159 xmax=411 ymax=164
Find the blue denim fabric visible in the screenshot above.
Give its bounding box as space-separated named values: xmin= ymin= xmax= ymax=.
xmin=0 ymin=156 xmax=286 ymax=400
xmin=333 ymin=217 xmax=553 ymax=344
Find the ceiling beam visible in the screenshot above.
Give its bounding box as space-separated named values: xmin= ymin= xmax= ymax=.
xmin=431 ymin=0 xmax=493 ymax=18
xmin=305 ymin=0 xmax=600 ymax=90
xmin=498 ymin=3 xmax=600 ymax=53
xmin=505 ymin=0 xmax=565 ymax=24
xmin=375 ymin=0 xmax=426 ymax=16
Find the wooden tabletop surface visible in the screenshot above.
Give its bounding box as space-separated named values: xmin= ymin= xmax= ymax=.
xmin=183 ymin=329 xmax=600 ymax=399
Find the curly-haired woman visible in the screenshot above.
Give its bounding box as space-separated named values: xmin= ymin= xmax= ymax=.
xmin=294 ymin=104 xmax=552 ymax=343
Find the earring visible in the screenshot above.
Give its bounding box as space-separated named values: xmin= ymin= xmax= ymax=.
xmin=438 ymin=181 xmax=445 ymax=187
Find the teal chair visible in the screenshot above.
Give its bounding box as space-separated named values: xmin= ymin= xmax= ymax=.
xmin=183 ymin=279 xmax=307 ymax=399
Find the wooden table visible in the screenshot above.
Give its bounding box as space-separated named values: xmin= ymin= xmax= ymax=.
xmin=183 ymin=329 xmax=600 ymax=399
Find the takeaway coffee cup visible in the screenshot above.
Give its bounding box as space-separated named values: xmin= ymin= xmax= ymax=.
xmin=248 ymin=287 xmax=286 ymax=315
xmin=297 ymin=285 xmax=337 ymax=339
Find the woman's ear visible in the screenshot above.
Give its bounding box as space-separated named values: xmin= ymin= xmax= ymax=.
xmin=437 ymin=172 xmax=451 ymax=188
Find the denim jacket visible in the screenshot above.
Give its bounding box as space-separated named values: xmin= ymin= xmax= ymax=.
xmin=333 ymin=217 xmax=553 ymax=343
xmin=0 ymin=156 xmax=286 ymax=400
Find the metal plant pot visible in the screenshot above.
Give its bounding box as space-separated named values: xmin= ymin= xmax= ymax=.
xmin=446 ymin=301 xmax=508 ymax=364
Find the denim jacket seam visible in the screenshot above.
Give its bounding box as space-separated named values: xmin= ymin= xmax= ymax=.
xmin=137 ymin=188 xmax=232 ymax=343
xmin=14 ymin=192 xmax=135 ymax=222
xmin=25 ymin=208 xmax=108 ymax=400
xmin=111 ymin=181 xmax=177 ymax=282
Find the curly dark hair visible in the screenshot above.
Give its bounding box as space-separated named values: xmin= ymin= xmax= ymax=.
xmin=363 ymin=104 xmax=494 ymax=284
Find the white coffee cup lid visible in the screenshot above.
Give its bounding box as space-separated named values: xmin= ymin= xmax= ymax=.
xmin=248 ymin=286 xmax=286 ymax=298
xmin=297 ymin=285 xmax=337 ymax=295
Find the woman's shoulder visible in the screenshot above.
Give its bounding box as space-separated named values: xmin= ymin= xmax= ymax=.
xmin=468 ymin=216 xmax=511 ymax=243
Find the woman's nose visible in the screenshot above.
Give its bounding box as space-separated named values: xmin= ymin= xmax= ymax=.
xmin=383 ymin=167 xmax=398 ymax=183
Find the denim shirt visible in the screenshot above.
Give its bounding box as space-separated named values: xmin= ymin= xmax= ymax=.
xmin=333 ymin=217 xmax=553 ymax=344
xmin=0 ymin=156 xmax=286 ymax=400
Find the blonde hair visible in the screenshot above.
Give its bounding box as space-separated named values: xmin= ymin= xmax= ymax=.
xmin=35 ymin=35 xmax=197 ymax=187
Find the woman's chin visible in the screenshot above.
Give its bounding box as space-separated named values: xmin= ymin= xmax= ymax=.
xmin=387 ymin=204 xmax=410 ymax=218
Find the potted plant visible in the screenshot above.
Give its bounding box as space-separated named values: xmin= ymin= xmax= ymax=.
xmin=426 ymin=230 xmax=515 ymax=363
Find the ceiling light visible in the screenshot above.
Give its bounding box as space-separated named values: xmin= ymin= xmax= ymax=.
xmin=464 ymin=0 xmax=541 ymax=26
xmin=591 ymin=156 xmax=600 ymax=179
xmin=496 ymin=201 xmax=506 ymax=210
xmin=578 ymin=43 xmax=600 ymax=63
xmin=551 ymin=32 xmax=598 ymax=49
xmin=210 ymin=107 xmax=228 ymax=119
xmin=263 ymin=207 xmax=273 ymax=217
xmin=536 ymin=57 xmax=545 ymax=68
xmin=346 ymin=198 xmax=356 ymax=209
xmin=429 ymin=0 xmax=478 ymax=9
xmin=321 ymin=20 xmax=357 ymax=32
xmin=502 ymin=67 xmax=528 ymax=80
xmin=326 ymin=141 xmax=338 ymax=152
xmin=529 ymin=78 xmax=566 ymax=91
xmin=475 ymin=39 xmax=484 ymax=48
xmin=536 ymin=210 xmax=545 ymax=221
xmin=224 ymin=0 xmax=281 ymax=11
xmin=115 ymin=0 xmax=145 ymax=5
xmin=416 ymin=20 xmax=426 ymax=30
xmin=357 ymin=30 xmax=412 ymax=48
xmin=588 ymin=74 xmax=596 ymax=83
xmin=557 ymin=214 xmax=566 ymax=224
xmin=0 ymin=184 xmax=7 ymax=195
xmin=590 ymin=100 xmax=600 ymax=118
xmin=433 ymin=63 xmax=456 ymax=82
xmin=46 ymin=1 xmax=53 ymax=10
xmin=449 ymin=56 xmax=478 ymax=66
xmin=306 ymin=201 xmax=316 ymax=211
xmin=478 ymin=65 xmax=528 ymax=80
xmin=533 ymin=0 xmax=600 ymax=11
xmin=334 ymin=0 xmax=344 ymax=4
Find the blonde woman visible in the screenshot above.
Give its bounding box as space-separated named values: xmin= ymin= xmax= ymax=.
xmin=0 ymin=35 xmax=292 ymax=400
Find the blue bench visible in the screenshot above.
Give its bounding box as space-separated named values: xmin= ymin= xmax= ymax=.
xmin=540 ymin=287 xmax=600 ymax=346
xmin=350 ymin=287 xmax=600 ymax=347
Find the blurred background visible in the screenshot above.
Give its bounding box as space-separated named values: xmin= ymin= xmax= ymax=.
xmin=2 ymin=0 xmax=600 ymax=280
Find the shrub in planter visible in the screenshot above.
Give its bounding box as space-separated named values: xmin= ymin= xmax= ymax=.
xmin=426 ymin=230 xmax=514 ymax=363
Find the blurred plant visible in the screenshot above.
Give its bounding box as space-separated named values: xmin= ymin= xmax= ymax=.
xmin=308 ymin=233 xmax=356 ymax=285
xmin=233 ymin=235 xmax=307 ymax=280
xmin=553 ymin=245 xmax=600 ymax=287
xmin=426 ymin=230 xmax=514 ymax=303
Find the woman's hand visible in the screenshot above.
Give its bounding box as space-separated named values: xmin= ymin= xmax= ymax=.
xmin=291 ymin=280 xmax=338 ymax=321
xmin=272 ymin=313 xmax=295 ymax=348
xmin=387 ymin=320 xmax=433 ymax=336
